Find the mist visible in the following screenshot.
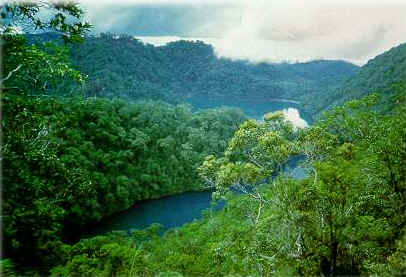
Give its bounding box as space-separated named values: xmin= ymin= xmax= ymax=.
xmin=82 ymin=0 xmax=406 ymax=65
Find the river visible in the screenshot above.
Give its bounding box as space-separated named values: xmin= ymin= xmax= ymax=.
xmin=84 ymin=101 xmax=309 ymax=238
xmin=83 ymin=190 xmax=223 ymax=238
xmin=85 ymin=159 xmax=306 ymax=238
xmin=188 ymin=96 xmax=313 ymax=123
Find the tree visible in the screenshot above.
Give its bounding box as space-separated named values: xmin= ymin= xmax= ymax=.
xmin=1 ymin=1 xmax=91 ymax=95
xmin=1 ymin=34 xmax=86 ymax=95
xmin=199 ymin=112 xmax=297 ymax=197
xmin=199 ymin=91 xmax=406 ymax=276
xmin=1 ymin=1 xmax=91 ymax=43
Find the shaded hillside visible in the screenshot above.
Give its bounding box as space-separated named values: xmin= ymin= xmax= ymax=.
xmin=313 ymin=43 xmax=406 ymax=117
xmin=26 ymin=32 xmax=406 ymax=119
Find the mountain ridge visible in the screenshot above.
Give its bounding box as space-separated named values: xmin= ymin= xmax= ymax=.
xmin=26 ymin=32 xmax=360 ymax=118
xmin=28 ymin=33 xmax=406 ymax=119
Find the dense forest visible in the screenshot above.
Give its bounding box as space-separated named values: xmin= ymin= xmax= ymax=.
xmin=27 ymin=32 xmax=359 ymax=119
xmin=2 ymin=2 xmax=406 ymax=276
xmin=321 ymin=43 xmax=406 ymax=115
xmin=28 ymin=31 xmax=406 ymax=120
xmin=3 ymin=95 xmax=246 ymax=265
xmin=2 ymin=3 xmax=247 ymax=272
xmin=46 ymin=84 xmax=406 ymax=277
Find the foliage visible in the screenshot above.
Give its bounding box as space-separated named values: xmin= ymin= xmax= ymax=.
xmin=198 ymin=112 xmax=297 ymax=199
xmin=1 ymin=1 xmax=91 ymax=43
xmin=52 ymin=89 xmax=406 ymax=276
xmin=50 ymin=197 xmax=264 ymax=277
xmin=1 ymin=2 xmax=247 ymax=272
xmin=23 ymin=34 xmax=406 ymax=120
xmin=26 ymin=32 xmax=359 ymax=119
xmin=3 ymin=2 xmax=406 ymax=275
xmin=1 ymin=0 xmax=90 ymax=96
xmin=2 ymin=93 xmax=246 ymax=267
xmin=311 ymin=43 xmax=406 ymax=117
xmin=1 ymin=34 xmax=85 ymax=95
xmin=198 ymin=91 xmax=406 ymax=276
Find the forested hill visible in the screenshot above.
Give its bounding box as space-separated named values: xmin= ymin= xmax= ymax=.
xmin=27 ymin=32 xmax=359 ymax=117
xmin=26 ymin=33 xmax=406 ymax=119
xmin=5 ymin=3 xmax=406 ymax=274
xmin=313 ymin=43 xmax=406 ymax=117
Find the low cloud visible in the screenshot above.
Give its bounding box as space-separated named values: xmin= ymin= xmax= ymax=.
xmin=82 ymin=0 xmax=406 ymax=65
xmin=282 ymin=108 xmax=308 ymax=129
xmin=82 ymin=3 xmax=238 ymax=37
xmin=214 ymin=1 xmax=406 ymax=65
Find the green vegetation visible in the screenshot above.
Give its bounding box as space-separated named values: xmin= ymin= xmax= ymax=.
xmin=2 ymin=2 xmax=406 ymax=276
xmin=27 ymin=32 xmax=359 ymax=119
xmin=49 ymin=89 xmax=406 ymax=277
xmin=311 ymin=43 xmax=406 ymax=117
xmin=1 ymin=1 xmax=91 ymax=43
xmin=2 ymin=34 xmax=85 ymax=96
xmin=28 ymin=32 xmax=406 ymax=120
xmin=67 ymin=34 xmax=406 ymax=119
xmin=3 ymin=93 xmax=246 ymax=267
xmin=2 ymin=1 xmax=245 ymax=271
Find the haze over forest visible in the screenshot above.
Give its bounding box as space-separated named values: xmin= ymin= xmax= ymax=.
xmin=83 ymin=0 xmax=406 ymax=65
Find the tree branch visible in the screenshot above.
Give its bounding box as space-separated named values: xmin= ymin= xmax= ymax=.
xmin=1 ymin=64 xmax=22 ymax=84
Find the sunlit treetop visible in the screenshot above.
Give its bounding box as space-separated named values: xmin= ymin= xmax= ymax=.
xmin=263 ymin=111 xmax=284 ymax=122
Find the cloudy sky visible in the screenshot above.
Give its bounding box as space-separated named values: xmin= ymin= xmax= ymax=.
xmin=81 ymin=0 xmax=406 ymax=65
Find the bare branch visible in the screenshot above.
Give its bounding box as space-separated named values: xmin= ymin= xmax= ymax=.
xmin=255 ymin=196 xmax=262 ymax=225
xmin=1 ymin=64 xmax=22 ymax=84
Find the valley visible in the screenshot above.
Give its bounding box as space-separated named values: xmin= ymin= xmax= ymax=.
xmin=2 ymin=2 xmax=406 ymax=276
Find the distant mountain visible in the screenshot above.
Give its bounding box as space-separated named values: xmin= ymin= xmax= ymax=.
xmin=27 ymin=32 xmax=360 ymax=118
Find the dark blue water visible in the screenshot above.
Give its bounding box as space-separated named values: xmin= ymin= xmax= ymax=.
xmin=87 ymin=159 xmax=306 ymax=238
xmin=86 ymin=190 xmax=223 ymax=237
xmin=84 ymin=101 xmax=310 ymax=238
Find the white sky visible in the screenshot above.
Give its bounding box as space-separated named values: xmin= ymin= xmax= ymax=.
xmin=81 ymin=0 xmax=406 ymax=65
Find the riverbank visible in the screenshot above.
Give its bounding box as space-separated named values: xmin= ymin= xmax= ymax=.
xmin=70 ymin=188 xmax=220 ymax=242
